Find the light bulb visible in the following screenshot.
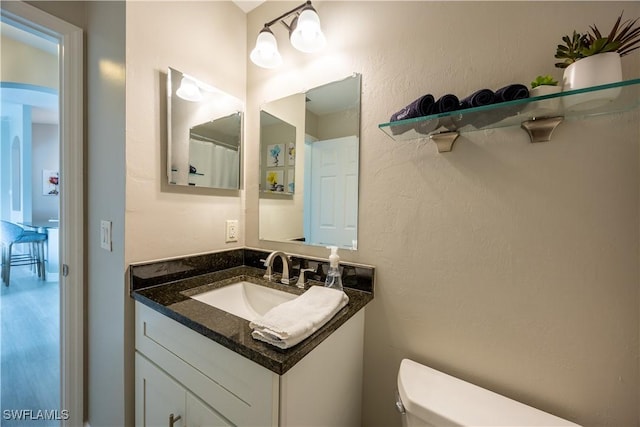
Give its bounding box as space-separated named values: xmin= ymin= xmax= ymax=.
xmin=290 ymin=7 xmax=326 ymax=53
xmin=250 ymin=28 xmax=283 ymax=69
xmin=176 ymin=76 xmax=202 ymax=102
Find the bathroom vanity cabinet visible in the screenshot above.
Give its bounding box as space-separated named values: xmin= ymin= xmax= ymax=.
xmin=135 ymin=301 xmax=366 ymax=427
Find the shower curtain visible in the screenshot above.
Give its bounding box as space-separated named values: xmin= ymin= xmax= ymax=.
xmin=188 ymin=139 xmax=239 ymax=189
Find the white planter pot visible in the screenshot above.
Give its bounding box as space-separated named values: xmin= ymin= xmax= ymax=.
xmin=562 ymin=52 xmax=622 ymax=111
xmin=523 ymin=85 xmax=562 ymax=117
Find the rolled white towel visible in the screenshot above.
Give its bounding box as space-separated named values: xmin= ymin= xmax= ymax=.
xmin=250 ymin=286 xmax=349 ymax=349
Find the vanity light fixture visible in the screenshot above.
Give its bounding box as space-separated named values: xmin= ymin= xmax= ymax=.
xmin=250 ymin=0 xmax=326 ymax=69
xmin=176 ymin=75 xmax=203 ymax=102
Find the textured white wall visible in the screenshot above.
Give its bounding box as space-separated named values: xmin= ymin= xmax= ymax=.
xmin=126 ymin=1 xmax=247 ymax=263
xmin=247 ymin=2 xmax=640 ymax=425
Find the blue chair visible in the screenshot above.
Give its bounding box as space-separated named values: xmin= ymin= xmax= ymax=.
xmin=0 ymin=220 xmax=47 ymax=286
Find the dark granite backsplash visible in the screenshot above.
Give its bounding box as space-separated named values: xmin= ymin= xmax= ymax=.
xmin=130 ymin=248 xmax=244 ymax=289
xmin=131 ymin=247 xmax=374 ymax=294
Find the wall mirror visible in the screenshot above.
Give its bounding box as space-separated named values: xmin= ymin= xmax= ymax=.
xmin=259 ymin=73 xmax=361 ymax=250
xmin=167 ymin=67 xmax=243 ymax=190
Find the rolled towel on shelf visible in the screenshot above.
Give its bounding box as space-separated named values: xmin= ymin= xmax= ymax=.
xmin=494 ymin=83 xmax=529 ymax=103
xmin=490 ymin=83 xmax=530 ymax=124
xmin=388 ymin=94 xmax=436 ymax=135
xmin=390 ymin=94 xmax=435 ymax=122
xmin=397 ymin=94 xmax=459 ymax=136
xmin=428 ymin=94 xmax=460 ymax=115
xmin=412 ymin=94 xmax=460 ymax=134
xmin=460 ymin=88 xmax=495 ymax=109
xmin=250 ymin=286 xmax=349 ymax=349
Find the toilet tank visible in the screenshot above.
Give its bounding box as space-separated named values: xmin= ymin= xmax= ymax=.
xmin=396 ymin=359 xmax=580 ymax=427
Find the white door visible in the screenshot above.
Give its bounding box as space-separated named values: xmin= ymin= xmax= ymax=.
xmin=0 ymin=3 xmax=84 ymax=425
xmin=307 ymin=136 xmax=358 ymax=249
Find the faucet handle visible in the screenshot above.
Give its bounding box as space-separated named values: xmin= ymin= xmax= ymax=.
xmin=295 ymin=268 xmax=315 ymax=289
xmin=261 ymin=258 xmax=273 ymax=281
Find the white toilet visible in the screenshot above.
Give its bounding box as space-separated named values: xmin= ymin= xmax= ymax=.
xmin=396 ymin=359 xmax=580 ymax=426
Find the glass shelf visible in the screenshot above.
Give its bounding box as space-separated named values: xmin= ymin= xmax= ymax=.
xmin=378 ymin=78 xmax=640 ymax=152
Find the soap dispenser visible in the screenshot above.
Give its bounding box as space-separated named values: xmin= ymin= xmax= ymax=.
xmin=324 ymin=246 xmax=343 ymax=292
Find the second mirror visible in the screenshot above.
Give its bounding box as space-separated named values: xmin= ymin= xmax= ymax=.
xmin=167 ymin=67 xmax=243 ymax=190
xmin=259 ymin=74 xmax=361 ymax=249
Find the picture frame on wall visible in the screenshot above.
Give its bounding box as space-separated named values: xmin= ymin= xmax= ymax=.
xmin=266 ymin=144 xmax=284 ymax=167
xmin=43 ymin=170 xmax=59 ymax=196
xmin=266 ymin=169 xmax=284 ymax=192
xmin=288 ymin=142 xmax=295 ymax=164
xmin=287 ymin=168 xmax=295 ymax=193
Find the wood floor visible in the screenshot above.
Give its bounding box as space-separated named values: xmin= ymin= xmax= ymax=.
xmin=1 ymin=266 xmax=60 ymax=427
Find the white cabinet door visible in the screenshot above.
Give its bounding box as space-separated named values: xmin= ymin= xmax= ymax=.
xmin=136 ymin=353 xmax=185 ymax=427
xmin=186 ymin=392 xmax=231 ymax=427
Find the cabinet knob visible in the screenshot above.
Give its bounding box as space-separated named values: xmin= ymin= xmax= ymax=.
xmin=169 ymin=413 xmax=182 ymax=427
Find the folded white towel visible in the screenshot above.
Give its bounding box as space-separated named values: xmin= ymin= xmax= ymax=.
xmin=250 ymin=286 xmax=349 ymax=349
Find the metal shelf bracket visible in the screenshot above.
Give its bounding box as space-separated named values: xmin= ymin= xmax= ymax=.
xmin=430 ymin=132 xmax=459 ymax=153
xmin=520 ymin=116 xmax=564 ymax=143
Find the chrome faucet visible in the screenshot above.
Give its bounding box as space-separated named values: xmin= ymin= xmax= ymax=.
xmin=262 ymin=251 xmax=292 ymax=284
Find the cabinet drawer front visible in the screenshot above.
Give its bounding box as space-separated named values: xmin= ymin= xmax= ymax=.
xmin=135 ymin=302 xmax=278 ymax=427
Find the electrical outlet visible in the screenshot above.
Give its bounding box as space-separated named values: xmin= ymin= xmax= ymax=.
xmin=100 ymin=220 xmax=112 ymax=251
xmin=225 ymin=220 xmax=239 ymax=243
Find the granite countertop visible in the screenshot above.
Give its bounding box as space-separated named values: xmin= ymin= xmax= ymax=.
xmin=131 ymin=265 xmax=373 ymax=375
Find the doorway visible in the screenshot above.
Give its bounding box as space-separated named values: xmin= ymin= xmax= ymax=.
xmin=305 ymin=135 xmax=359 ymax=249
xmin=0 ymin=3 xmax=83 ymax=426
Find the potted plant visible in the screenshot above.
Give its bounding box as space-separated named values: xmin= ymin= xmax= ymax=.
xmin=531 ymin=75 xmax=559 ymax=94
xmin=525 ymin=75 xmax=561 ymax=115
xmin=555 ymin=12 xmax=640 ymax=88
xmin=554 ymin=12 xmax=640 ymax=109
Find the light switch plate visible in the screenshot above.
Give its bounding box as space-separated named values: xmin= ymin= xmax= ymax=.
xmin=225 ymin=219 xmax=238 ymax=243
xmin=100 ymin=220 xmax=112 ymax=251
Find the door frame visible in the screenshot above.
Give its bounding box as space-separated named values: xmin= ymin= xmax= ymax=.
xmin=0 ymin=2 xmax=84 ymax=425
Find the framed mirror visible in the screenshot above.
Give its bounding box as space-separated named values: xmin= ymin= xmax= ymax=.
xmin=167 ymin=67 xmax=243 ymax=190
xmin=259 ymin=73 xmax=361 ymax=250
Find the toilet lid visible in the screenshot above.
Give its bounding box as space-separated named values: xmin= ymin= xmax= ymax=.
xmin=397 ymin=359 xmax=579 ymax=426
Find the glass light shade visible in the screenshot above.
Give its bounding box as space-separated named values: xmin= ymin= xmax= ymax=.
xmin=176 ymin=76 xmax=202 ymax=102
xmin=290 ymin=7 xmax=326 ymax=53
xmin=250 ymin=29 xmax=283 ymax=69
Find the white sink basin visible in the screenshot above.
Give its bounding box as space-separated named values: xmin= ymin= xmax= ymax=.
xmin=191 ymin=281 xmax=297 ymax=321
